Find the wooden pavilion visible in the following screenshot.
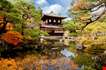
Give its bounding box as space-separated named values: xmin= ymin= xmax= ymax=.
xmin=40 ymin=15 xmax=66 ymax=37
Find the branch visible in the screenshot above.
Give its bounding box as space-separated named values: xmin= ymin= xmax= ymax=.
xmin=81 ymin=5 xmax=106 ymax=31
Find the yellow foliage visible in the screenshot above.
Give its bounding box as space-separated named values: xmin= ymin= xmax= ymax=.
xmin=0 ymin=59 xmax=17 ymax=70
xmin=85 ymin=21 xmax=106 ymax=33
xmin=77 ymin=21 xmax=106 ymax=49
xmin=77 ymin=35 xmax=93 ymax=48
xmin=79 ymin=13 xmax=90 ymax=21
xmin=72 ymin=0 xmax=90 ymax=11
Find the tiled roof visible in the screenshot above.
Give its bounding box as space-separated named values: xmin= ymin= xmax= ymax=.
xmin=41 ymin=14 xmax=66 ymax=20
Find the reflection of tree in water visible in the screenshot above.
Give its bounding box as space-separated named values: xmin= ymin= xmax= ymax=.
xmin=40 ymin=57 xmax=76 ymax=70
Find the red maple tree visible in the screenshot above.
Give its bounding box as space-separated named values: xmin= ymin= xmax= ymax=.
xmin=1 ymin=31 xmax=23 ymax=46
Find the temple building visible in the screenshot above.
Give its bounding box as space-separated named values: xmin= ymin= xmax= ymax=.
xmin=40 ymin=14 xmax=66 ymax=41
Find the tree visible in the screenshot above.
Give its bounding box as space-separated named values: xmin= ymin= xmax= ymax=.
xmin=0 ymin=0 xmax=21 ymax=34
xmin=0 ymin=0 xmax=22 ymax=23
xmin=12 ymin=0 xmax=48 ymax=42
xmin=24 ymin=28 xmax=48 ymax=40
xmin=74 ymin=53 xmax=95 ymax=70
xmin=63 ymin=20 xmax=76 ymax=32
xmin=70 ymin=0 xmax=106 ymax=51
xmin=70 ymin=1 xmax=106 ymax=69
xmin=1 ymin=31 xmax=23 ymax=46
xmin=71 ymin=0 xmax=106 ymax=30
xmin=63 ymin=20 xmax=78 ymax=36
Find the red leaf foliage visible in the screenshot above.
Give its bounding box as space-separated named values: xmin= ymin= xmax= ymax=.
xmin=1 ymin=31 xmax=23 ymax=46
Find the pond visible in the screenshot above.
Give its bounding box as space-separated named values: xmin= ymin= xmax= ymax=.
xmin=21 ymin=57 xmax=78 ymax=70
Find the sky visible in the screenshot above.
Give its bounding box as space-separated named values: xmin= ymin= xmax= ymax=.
xmin=35 ymin=0 xmax=74 ymax=17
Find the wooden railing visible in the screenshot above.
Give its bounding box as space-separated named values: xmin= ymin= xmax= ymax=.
xmin=40 ymin=36 xmax=76 ymax=41
xmin=40 ymin=36 xmax=63 ymax=40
